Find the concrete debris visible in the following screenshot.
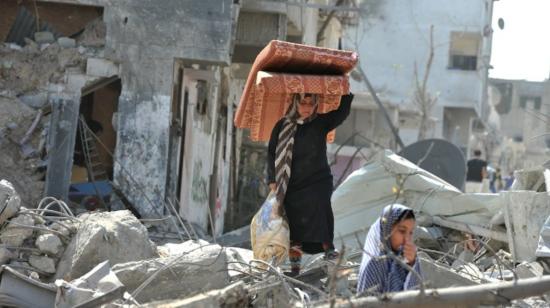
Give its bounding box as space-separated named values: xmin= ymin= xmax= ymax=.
xmin=112 ymin=242 xmax=230 ymax=303
xmin=141 ymin=281 xmax=248 ymax=308
xmin=0 ymin=180 xmax=21 ymax=225
xmin=75 ymin=18 xmax=106 ymax=47
xmin=57 ymin=37 xmax=76 ymax=49
xmin=34 ymin=32 xmax=55 ymax=45
xmin=0 ymin=174 xmax=547 ymax=307
xmin=56 ymin=210 xmax=158 ymax=280
xmin=0 ymin=246 xmax=13 ymax=265
xmin=516 ymin=262 xmax=544 ymax=279
xmin=36 ymin=234 xmax=63 ymax=255
xmin=0 ymin=214 xmax=35 ymax=246
xmin=29 ymin=255 xmax=57 ymax=274
xmin=0 ymin=266 xmax=56 ymax=308
xmin=55 ymin=261 xmax=125 ymax=308
xmin=418 ymin=254 xmax=479 ymax=288
xmin=511 ymin=168 xmax=547 ymax=192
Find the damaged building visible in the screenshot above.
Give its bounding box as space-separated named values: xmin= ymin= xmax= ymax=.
xmin=2 ymin=0 xmax=550 ymax=307
xmin=332 ymin=0 xmax=498 ymax=181
xmin=488 ymin=78 xmax=550 ymax=174
xmin=0 ymin=0 xmax=349 ymax=237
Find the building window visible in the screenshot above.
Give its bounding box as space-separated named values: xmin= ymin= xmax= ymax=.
xmin=449 ymin=32 xmax=480 ymax=71
xmin=520 ymin=96 xmax=542 ymax=110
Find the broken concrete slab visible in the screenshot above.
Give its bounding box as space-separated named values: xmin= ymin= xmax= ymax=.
xmin=0 ymin=180 xmax=21 ymax=225
xmin=112 ymin=243 xmax=230 ymax=303
xmin=502 ymin=191 xmax=550 ymax=262
xmin=29 ymin=255 xmax=56 ymax=274
xmin=18 ymin=92 xmax=48 ymax=109
xmin=0 ymin=214 xmax=35 ymax=246
xmin=55 ymin=210 xmax=158 ymax=280
xmin=419 ymin=255 xmax=480 ymax=288
xmin=332 ymin=150 xmax=503 ymax=248
xmin=0 ymin=246 xmax=13 ymax=265
xmin=0 ymin=265 xmax=56 ymax=308
xmin=141 ymin=281 xmax=248 ymax=308
xmin=511 ymin=168 xmax=547 ymax=191
xmin=55 ymin=261 xmax=125 ymax=308
xmin=516 ymin=262 xmax=544 ymax=279
xmin=36 ymin=234 xmax=63 ymax=255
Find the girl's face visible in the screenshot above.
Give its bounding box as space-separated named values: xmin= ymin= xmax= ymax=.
xmin=390 ymin=218 xmax=415 ymax=252
xmin=297 ymin=96 xmax=315 ymax=119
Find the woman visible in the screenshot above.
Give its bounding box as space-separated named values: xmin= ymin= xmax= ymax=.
xmin=267 ymin=92 xmax=353 ymax=276
xmin=357 ymin=204 xmax=421 ymax=295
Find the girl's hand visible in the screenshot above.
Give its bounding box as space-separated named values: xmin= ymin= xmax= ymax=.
xmin=269 ymin=183 xmax=276 ymax=192
xmin=403 ymin=239 xmax=417 ymax=265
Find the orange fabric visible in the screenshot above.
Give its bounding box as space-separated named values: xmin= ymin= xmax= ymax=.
xmin=234 ymin=40 xmax=358 ymax=142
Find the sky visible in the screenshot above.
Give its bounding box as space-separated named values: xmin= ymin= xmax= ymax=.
xmin=490 ymin=0 xmax=550 ymax=81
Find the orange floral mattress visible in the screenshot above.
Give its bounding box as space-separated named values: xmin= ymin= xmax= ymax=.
xmin=234 ymin=40 xmax=358 ymax=142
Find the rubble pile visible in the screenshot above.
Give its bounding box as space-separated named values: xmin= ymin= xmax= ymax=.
xmin=0 ymin=180 xmax=77 ymax=280
xmin=0 ymin=148 xmax=550 ymax=307
xmin=0 ymin=29 xmax=106 ymax=209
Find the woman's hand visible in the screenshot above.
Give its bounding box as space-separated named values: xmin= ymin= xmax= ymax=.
xmin=269 ymin=183 xmax=276 ymax=192
xmin=403 ymin=239 xmax=417 ymax=265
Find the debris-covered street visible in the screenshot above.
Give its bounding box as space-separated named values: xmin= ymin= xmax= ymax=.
xmin=0 ymin=0 xmax=549 ymax=307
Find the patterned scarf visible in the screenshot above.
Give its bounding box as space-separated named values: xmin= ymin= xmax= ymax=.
xmin=274 ymin=94 xmax=318 ymax=205
xmin=357 ymin=204 xmax=422 ymax=295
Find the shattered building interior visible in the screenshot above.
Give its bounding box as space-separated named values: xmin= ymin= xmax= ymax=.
xmin=0 ymin=0 xmax=549 ymax=307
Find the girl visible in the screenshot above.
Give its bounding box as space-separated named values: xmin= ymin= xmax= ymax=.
xmin=357 ymin=204 xmax=422 ymax=294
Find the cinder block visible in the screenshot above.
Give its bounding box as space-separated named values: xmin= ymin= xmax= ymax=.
xmin=86 ymin=57 xmax=119 ymax=77
xmin=34 ymin=31 xmax=55 ymax=44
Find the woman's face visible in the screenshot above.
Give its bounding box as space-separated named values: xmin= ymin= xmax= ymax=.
xmin=390 ymin=218 xmax=415 ymax=252
xmin=297 ymin=96 xmax=315 ymax=119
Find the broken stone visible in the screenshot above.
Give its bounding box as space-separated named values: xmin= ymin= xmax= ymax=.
xmin=0 ymin=245 xmax=13 ymax=265
xmin=55 ymin=210 xmax=158 ymax=280
xmin=34 ymin=32 xmax=55 ymax=44
xmin=0 ymin=214 xmax=35 ymax=246
xmin=0 ymin=179 xmax=21 ymax=224
xmin=76 ymin=18 xmax=106 ymax=47
xmin=49 ymin=221 xmax=75 ymax=238
xmin=29 ymin=255 xmax=56 ymax=274
xmin=419 ymin=254 xmax=480 ymax=288
xmin=516 ymin=262 xmax=544 ymax=279
xmin=23 ymin=38 xmax=38 ymax=53
xmin=141 ymin=281 xmax=248 ymax=308
xmin=57 ymin=37 xmax=76 ymax=49
xmin=86 ymin=58 xmax=119 ymax=77
xmin=54 ymin=261 xmax=125 ymax=308
xmin=7 ymin=43 xmax=22 ymax=51
xmin=36 ymin=234 xmax=63 ymax=255
xmin=112 ymin=242 xmax=230 ymax=303
xmin=18 ymin=92 xmax=48 ymax=109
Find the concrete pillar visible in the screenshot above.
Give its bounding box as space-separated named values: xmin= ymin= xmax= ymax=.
xmin=45 ymin=93 xmax=81 ymax=201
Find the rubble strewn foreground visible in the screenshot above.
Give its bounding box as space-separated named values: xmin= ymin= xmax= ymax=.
xmin=1 ymin=152 xmax=550 ymax=307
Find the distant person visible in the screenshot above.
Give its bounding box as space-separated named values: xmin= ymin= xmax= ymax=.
xmin=357 ymin=204 xmax=421 ymax=295
xmin=504 ymin=171 xmax=515 ymax=190
xmin=465 ymin=150 xmax=488 ymax=193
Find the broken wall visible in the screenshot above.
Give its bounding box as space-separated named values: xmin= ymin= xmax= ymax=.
xmin=57 ymin=0 xmax=237 ymax=218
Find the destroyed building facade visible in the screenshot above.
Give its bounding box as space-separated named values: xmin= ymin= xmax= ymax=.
xmin=0 ymin=0 xmax=349 ymax=236
xmin=332 ymin=0 xmax=497 ymax=181
xmin=488 ymin=78 xmax=550 ymax=173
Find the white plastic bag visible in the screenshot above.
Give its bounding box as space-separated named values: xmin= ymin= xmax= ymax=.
xmin=250 ymin=192 xmax=289 ymax=266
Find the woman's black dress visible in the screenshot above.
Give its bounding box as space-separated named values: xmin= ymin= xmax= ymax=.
xmin=267 ymin=94 xmax=353 ymax=254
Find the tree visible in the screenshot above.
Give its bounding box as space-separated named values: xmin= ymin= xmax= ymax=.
xmin=413 ymin=25 xmax=438 ymax=141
